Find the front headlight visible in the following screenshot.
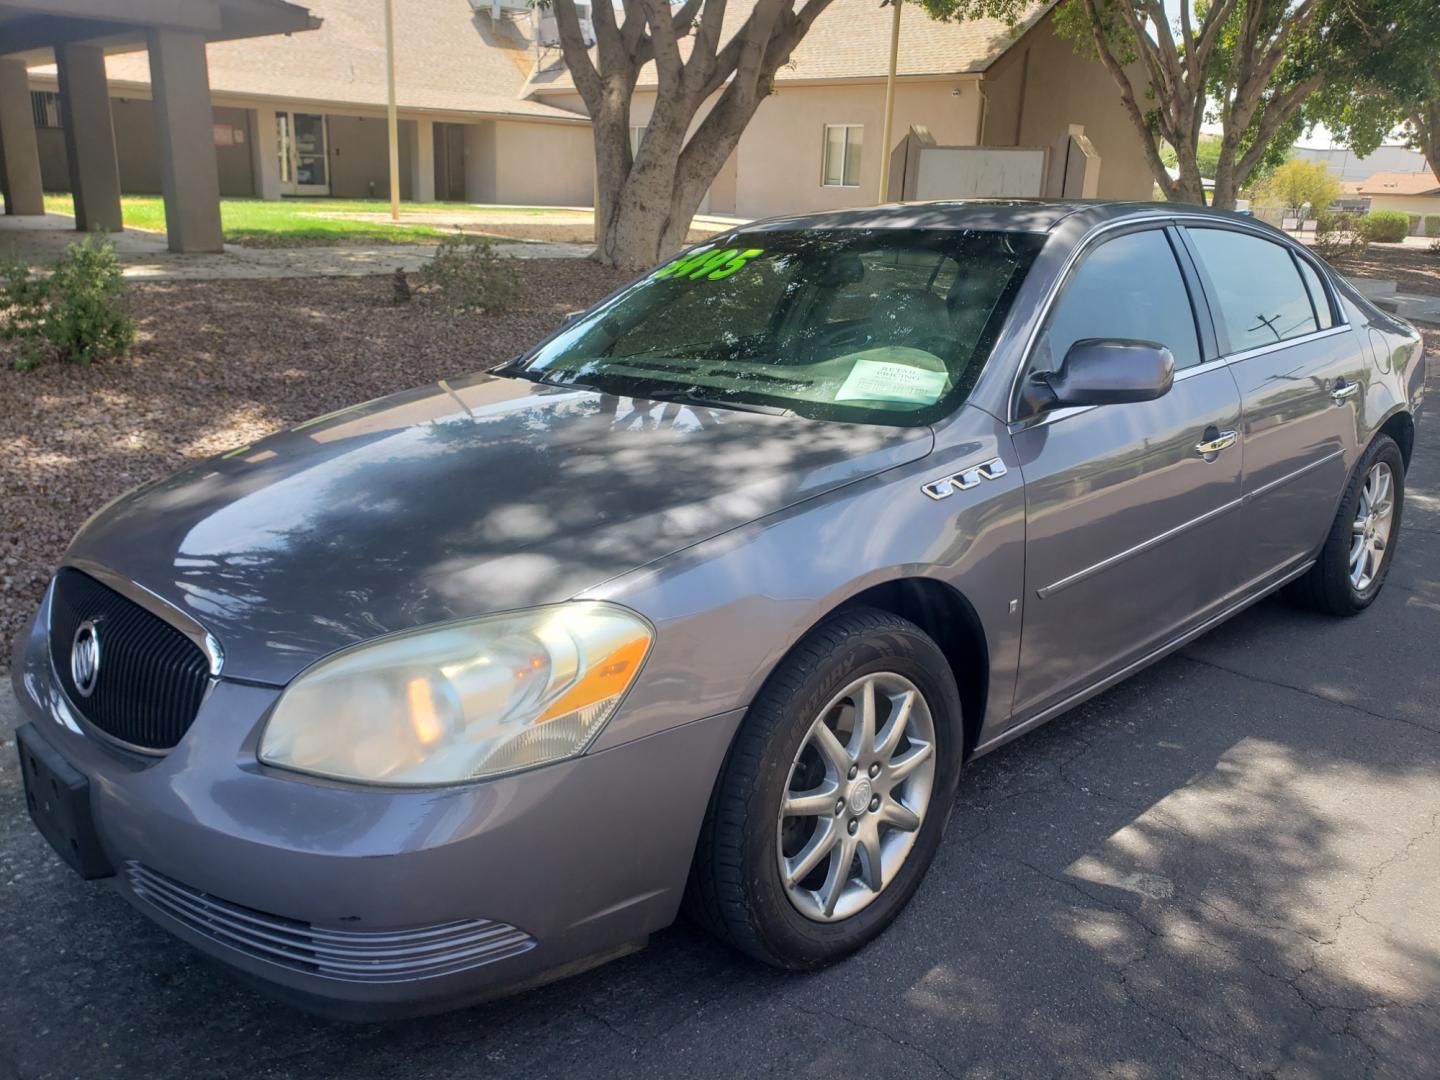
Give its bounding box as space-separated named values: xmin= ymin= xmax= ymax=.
xmin=258 ymin=602 xmax=652 ymax=786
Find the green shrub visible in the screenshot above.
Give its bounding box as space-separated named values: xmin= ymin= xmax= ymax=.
xmin=1312 ymin=212 xmax=1369 ymax=264
xmin=1425 ymin=216 xmax=1440 ymax=239
xmin=1363 ymin=210 xmax=1411 ymax=243
xmin=0 ymin=236 xmax=135 ymax=370
xmin=418 ymin=234 xmax=519 ymax=315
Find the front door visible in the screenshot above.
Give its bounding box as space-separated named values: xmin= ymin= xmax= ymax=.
xmin=1182 ymin=226 xmax=1363 ymax=587
xmin=1010 ymin=226 xmax=1245 ymax=719
xmin=276 ymin=112 xmax=330 ymax=196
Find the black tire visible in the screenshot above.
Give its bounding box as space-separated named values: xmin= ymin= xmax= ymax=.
xmin=1286 ymin=434 xmax=1405 ymax=616
xmin=684 ymin=607 xmax=964 ymax=969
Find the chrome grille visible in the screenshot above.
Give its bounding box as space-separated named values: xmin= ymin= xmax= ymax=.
xmin=47 ymin=568 xmax=210 ymax=752
xmin=125 ymin=862 xmax=535 ymax=983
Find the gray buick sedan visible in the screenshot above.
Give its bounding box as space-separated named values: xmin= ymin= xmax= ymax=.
xmin=13 ymin=201 xmax=1426 ymax=1018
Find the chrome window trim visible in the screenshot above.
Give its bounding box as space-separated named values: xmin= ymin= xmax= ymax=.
xmin=58 ymin=558 xmax=225 ymax=676
xmin=1171 ymin=324 xmax=1356 ymax=382
xmin=1006 ymin=213 xmax=1353 ymax=424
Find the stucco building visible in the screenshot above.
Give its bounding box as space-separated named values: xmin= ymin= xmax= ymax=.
xmin=3 ymin=0 xmax=1154 ymax=243
xmin=1343 ymin=170 xmax=1440 ymax=235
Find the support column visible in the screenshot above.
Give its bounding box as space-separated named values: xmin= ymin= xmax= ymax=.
xmin=410 ymin=117 xmax=435 ymax=203
xmin=147 ymin=28 xmax=223 ymax=252
xmin=0 ymin=59 xmax=46 ymax=215
xmin=56 ymin=42 xmax=122 ymax=233
xmin=250 ymin=105 xmax=281 ymax=200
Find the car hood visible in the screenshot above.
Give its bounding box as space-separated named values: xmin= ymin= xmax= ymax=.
xmin=65 ymin=371 xmax=933 ymax=684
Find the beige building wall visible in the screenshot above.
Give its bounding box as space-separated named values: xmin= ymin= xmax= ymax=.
xmin=730 ymin=79 xmax=983 ymax=218
xmin=325 ymin=114 xmax=414 ymax=200
xmin=1364 ymin=194 xmax=1440 ymax=232
xmin=35 ymin=96 xmax=255 ymax=196
xmin=463 ymin=118 xmax=593 ymax=205
xmin=981 ymin=18 xmax=1153 ymax=201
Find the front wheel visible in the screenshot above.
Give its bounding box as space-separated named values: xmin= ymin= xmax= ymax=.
xmin=1286 ymin=434 xmax=1405 ymax=615
xmin=685 ymin=608 xmax=964 ymax=969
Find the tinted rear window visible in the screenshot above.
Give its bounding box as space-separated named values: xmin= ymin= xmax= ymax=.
xmin=1188 ymin=228 xmax=1319 ymax=351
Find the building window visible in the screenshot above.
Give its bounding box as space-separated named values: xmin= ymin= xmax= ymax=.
xmin=31 ymin=91 xmax=62 ymax=129
xmin=822 ymin=124 xmax=862 ymax=187
xmin=630 ymin=125 xmax=646 ymax=157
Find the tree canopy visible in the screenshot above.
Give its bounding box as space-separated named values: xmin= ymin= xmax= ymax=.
xmin=920 ymin=0 xmax=1440 ymax=209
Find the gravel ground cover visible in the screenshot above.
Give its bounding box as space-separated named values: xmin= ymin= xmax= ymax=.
xmin=1334 ymin=244 xmax=1440 ymax=297
xmin=0 ymin=260 xmax=632 ymax=660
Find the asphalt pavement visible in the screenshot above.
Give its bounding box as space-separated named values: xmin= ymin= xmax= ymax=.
xmin=3 ymin=369 xmax=1438 ymax=1079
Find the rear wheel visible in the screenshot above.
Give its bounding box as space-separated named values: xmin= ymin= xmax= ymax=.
xmin=1286 ymin=435 xmax=1404 ymax=615
xmin=685 ymin=608 xmax=964 ymax=969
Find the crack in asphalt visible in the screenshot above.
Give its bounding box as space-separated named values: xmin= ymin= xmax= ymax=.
xmin=1175 ymin=653 xmax=1440 ymax=739
xmin=1001 ymin=803 xmax=1440 ymax=1077
xmin=790 ymin=1003 xmax=968 ymax=1080
xmin=1329 ymin=808 xmax=1440 ymax=947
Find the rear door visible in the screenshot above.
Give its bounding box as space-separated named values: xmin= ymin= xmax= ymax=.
xmin=1182 ymin=227 xmax=1364 ymax=587
xmin=1010 ymin=225 xmax=1245 ymax=719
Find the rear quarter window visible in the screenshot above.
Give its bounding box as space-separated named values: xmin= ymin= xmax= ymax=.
xmin=1187 ymin=228 xmax=1319 ymax=351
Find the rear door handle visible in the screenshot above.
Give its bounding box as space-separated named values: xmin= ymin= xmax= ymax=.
xmin=1195 ymin=429 xmax=1238 ymax=456
xmin=1331 ymin=378 xmax=1360 ymax=403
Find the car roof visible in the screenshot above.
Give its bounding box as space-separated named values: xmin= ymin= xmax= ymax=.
xmin=739 ymin=199 xmax=1278 ymax=237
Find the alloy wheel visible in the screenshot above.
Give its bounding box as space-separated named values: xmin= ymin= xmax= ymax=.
xmin=776 ymin=672 xmax=937 ymax=922
xmin=1350 ymin=461 xmax=1395 ymax=592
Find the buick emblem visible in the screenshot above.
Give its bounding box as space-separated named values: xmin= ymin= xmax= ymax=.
xmin=71 ymin=619 xmax=101 ymax=697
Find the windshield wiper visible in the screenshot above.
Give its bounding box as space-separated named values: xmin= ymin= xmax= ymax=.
xmin=495 ymin=363 xmax=605 ymax=394
xmin=641 ymin=387 xmax=789 ymax=415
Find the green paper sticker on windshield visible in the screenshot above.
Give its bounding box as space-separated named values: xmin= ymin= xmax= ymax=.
xmin=654 ymin=247 xmax=765 ymax=282
xmin=835 ymin=359 xmax=948 ymax=405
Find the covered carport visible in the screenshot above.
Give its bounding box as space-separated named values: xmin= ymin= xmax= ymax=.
xmin=0 ymin=0 xmax=317 ymax=252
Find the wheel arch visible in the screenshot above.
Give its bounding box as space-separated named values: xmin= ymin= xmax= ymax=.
xmin=1376 ymin=408 xmax=1415 ymax=472
xmin=749 ymin=576 xmax=990 ymax=762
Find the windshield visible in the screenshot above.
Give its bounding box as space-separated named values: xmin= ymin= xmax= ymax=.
xmin=514 ymin=228 xmax=1044 ymax=426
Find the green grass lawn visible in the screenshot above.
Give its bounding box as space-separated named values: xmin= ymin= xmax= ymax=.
xmin=42 ymin=194 xmax=458 ymax=247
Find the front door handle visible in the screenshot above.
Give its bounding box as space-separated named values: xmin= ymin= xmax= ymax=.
xmin=1195 ymin=429 xmax=1238 ymax=457
xmin=1331 ymin=378 xmax=1360 ymax=403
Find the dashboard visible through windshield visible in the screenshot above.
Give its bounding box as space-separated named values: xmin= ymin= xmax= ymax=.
xmin=514 ymin=228 xmax=1045 ymax=426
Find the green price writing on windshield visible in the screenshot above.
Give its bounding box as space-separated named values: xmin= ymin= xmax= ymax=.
xmin=654 ymin=247 xmax=765 ymax=282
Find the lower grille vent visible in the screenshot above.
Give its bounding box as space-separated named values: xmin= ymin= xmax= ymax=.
xmin=125 ymin=862 xmax=535 ymax=983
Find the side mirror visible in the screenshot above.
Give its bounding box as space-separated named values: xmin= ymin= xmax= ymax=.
xmin=1024 ymin=338 xmax=1175 ymax=413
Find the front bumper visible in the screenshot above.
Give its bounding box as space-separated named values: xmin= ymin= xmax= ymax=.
xmin=11 ymin=592 xmax=744 ymax=1019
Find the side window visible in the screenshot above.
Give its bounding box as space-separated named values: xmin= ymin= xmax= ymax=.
xmin=1030 ymin=229 xmax=1202 ymax=377
xmin=1294 ymin=257 xmax=1336 ymax=329
xmin=1188 ymin=229 xmax=1319 ymax=350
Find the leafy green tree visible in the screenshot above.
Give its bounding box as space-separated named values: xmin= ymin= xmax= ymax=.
xmin=930 ymin=0 xmax=1439 ymax=210
xmin=1253 ymin=158 xmax=1341 ymax=212
xmin=1161 ymin=134 xmax=1222 ymax=180
xmin=550 ymin=0 xmax=842 ymax=270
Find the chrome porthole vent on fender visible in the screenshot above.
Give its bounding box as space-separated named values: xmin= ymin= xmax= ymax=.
xmin=922 ymin=457 xmax=1008 ymax=500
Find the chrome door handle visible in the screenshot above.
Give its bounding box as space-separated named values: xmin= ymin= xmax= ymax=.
xmin=1195 ymin=430 xmax=1238 ymax=456
xmin=1331 ymin=379 xmax=1360 ymax=403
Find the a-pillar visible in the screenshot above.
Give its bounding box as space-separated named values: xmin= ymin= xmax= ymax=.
xmin=56 ymin=42 xmax=122 ymax=233
xmin=147 ymin=27 xmax=223 ymax=252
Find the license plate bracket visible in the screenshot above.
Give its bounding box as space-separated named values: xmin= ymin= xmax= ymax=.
xmin=16 ymin=724 xmax=114 ymax=880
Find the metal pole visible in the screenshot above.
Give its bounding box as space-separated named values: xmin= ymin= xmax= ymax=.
xmin=878 ymin=0 xmax=902 ymax=203
xmin=385 ymin=0 xmax=400 ymax=222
